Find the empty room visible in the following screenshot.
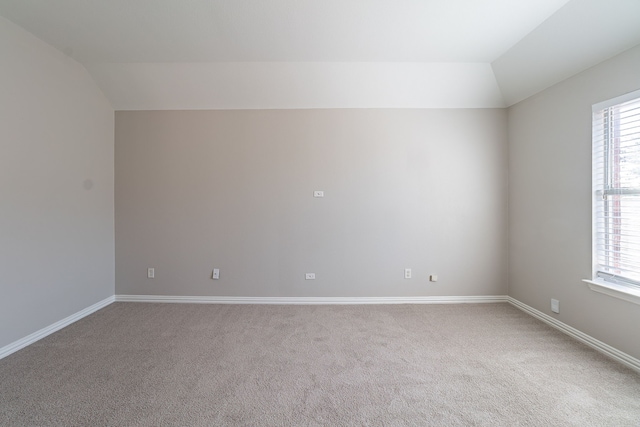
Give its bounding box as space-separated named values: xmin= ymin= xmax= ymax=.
xmin=1 ymin=0 xmax=640 ymax=425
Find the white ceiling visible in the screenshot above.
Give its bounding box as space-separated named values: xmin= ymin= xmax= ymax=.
xmin=493 ymin=0 xmax=640 ymax=105
xmin=1 ymin=0 xmax=639 ymax=109
xmin=84 ymin=62 xmax=506 ymax=110
xmin=0 ymin=0 xmax=571 ymax=63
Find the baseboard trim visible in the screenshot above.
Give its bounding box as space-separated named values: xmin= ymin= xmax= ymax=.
xmin=3 ymin=294 xmax=637 ymax=373
xmin=115 ymin=294 xmax=508 ymax=305
xmin=0 ymin=295 xmax=115 ymax=360
xmin=507 ymin=296 xmax=640 ymax=373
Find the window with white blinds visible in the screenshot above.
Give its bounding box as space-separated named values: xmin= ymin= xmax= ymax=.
xmin=592 ymin=90 xmax=640 ymax=290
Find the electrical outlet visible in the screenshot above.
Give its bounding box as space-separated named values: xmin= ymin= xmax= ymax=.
xmin=147 ymin=268 xmax=155 ymax=279
xmin=404 ymin=268 xmax=412 ymax=279
xmin=313 ymin=191 xmax=324 ymax=198
xmin=305 ymin=273 xmax=316 ymax=280
xmin=430 ymin=275 xmax=438 ymax=282
xmin=212 ymin=268 xmax=220 ymax=280
xmin=551 ymin=299 xmax=560 ymax=314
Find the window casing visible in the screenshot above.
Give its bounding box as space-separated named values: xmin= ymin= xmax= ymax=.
xmin=592 ymin=90 xmax=640 ymax=291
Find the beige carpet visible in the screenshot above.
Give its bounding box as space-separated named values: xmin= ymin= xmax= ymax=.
xmin=0 ymin=303 xmax=639 ymax=426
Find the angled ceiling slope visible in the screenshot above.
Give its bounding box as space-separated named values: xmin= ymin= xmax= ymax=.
xmin=493 ymin=0 xmax=640 ymax=106
xmin=0 ymin=0 xmax=571 ymax=63
xmin=0 ymin=0 xmax=639 ymax=109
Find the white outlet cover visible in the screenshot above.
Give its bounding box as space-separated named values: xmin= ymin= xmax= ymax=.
xmin=147 ymin=268 xmax=155 ymax=279
xmin=404 ymin=268 xmax=411 ymax=279
xmin=551 ymin=299 xmax=560 ymax=314
xmin=313 ymin=191 xmax=324 ymax=198
xmin=305 ymin=273 xmax=316 ymax=280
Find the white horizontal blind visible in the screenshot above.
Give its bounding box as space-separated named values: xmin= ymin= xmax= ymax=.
xmin=593 ymin=91 xmax=640 ymax=288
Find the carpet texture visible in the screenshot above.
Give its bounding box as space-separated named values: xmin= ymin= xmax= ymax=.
xmin=0 ymin=303 xmax=639 ymax=426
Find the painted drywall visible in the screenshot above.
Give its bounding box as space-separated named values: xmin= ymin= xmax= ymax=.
xmin=492 ymin=0 xmax=640 ymax=106
xmin=86 ymin=62 xmax=505 ymax=110
xmin=0 ymin=0 xmax=570 ymax=63
xmin=508 ymin=44 xmax=640 ymax=359
xmin=116 ymin=109 xmax=507 ymax=297
xmin=0 ymin=17 xmax=114 ymax=349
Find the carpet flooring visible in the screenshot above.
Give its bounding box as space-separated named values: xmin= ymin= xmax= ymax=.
xmin=0 ymin=302 xmax=639 ymax=426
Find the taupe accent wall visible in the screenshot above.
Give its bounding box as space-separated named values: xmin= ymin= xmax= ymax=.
xmin=116 ymin=109 xmax=508 ymax=297
xmin=508 ymin=45 xmax=640 ymax=359
xmin=0 ymin=17 xmax=114 ymax=349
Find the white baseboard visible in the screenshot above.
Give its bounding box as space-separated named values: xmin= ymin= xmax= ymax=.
xmin=115 ymin=294 xmax=508 ymax=304
xmin=4 ymin=294 xmax=637 ymax=374
xmin=507 ymin=296 xmax=640 ymax=373
xmin=0 ymin=295 xmax=115 ymax=360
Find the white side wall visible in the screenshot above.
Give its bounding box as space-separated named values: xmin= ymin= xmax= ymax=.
xmin=508 ymin=45 xmax=640 ymax=359
xmin=0 ymin=17 xmax=114 ymax=349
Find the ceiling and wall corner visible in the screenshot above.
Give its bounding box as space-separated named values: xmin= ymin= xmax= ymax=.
xmin=0 ymin=0 xmax=638 ymax=110
xmin=492 ymin=0 xmax=640 ymax=106
xmin=84 ymin=62 xmax=505 ymax=110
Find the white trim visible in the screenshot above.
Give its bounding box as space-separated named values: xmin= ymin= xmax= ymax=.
xmin=583 ymin=279 xmax=640 ymax=306
xmin=3 ymin=294 xmax=637 ymax=374
xmin=507 ymin=297 xmax=640 ymax=373
xmin=592 ymin=88 xmax=640 ymax=112
xmin=115 ymin=294 xmax=508 ymax=305
xmin=0 ymin=296 xmax=115 ymax=360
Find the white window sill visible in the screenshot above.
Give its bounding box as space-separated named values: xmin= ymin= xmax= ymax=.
xmin=583 ymin=279 xmax=640 ymax=306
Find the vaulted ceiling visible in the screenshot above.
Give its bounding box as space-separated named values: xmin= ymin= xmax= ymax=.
xmin=1 ymin=0 xmax=639 ymax=109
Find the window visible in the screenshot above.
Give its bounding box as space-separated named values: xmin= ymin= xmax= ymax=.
xmin=588 ymin=90 xmax=640 ymax=301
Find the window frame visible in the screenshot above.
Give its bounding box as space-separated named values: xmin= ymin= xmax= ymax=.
xmin=584 ymin=89 xmax=640 ymax=305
